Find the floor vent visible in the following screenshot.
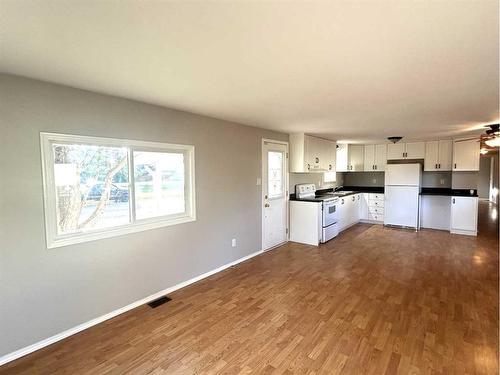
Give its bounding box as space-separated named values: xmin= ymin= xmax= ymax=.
xmin=147 ymin=296 xmax=172 ymax=308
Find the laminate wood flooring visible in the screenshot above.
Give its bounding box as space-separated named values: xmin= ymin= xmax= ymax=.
xmin=1 ymin=201 xmax=498 ymax=374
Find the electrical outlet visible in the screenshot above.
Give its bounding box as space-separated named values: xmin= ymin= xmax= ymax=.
xmin=231 ymin=238 xmax=236 ymax=247
xmin=372 ymin=178 xmax=377 ymax=184
xmin=440 ymin=178 xmax=445 ymax=185
xmin=256 ymin=178 xmax=261 ymax=186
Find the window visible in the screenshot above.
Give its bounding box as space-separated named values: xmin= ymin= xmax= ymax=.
xmin=267 ymin=151 xmax=284 ymax=199
xmin=41 ymin=133 xmax=195 ymax=248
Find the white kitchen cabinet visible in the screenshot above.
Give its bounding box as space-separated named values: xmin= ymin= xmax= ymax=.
xmin=290 ymin=133 xmax=336 ymax=172
xmin=405 ymin=142 xmax=426 ymax=159
xmin=453 ymin=138 xmax=480 ymax=171
xmin=359 ymin=193 xmax=384 ymax=223
xmin=364 ymin=144 xmax=387 ymax=171
xmin=363 ymin=145 xmax=375 ymax=172
xmin=387 ymin=142 xmax=425 ymax=160
xmin=337 ymin=196 xmax=347 ymax=230
xmin=450 ymin=196 xmax=478 ymax=235
xmin=337 ymin=144 xmax=364 ymax=172
xmin=387 ymin=143 xmax=405 ymax=160
xmin=424 ymin=140 xmax=453 ymax=171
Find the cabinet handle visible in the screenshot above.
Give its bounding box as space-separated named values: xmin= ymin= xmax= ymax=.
xmin=329 ymin=164 xmax=332 ymax=170
xmin=307 ymin=163 xmax=310 ymax=170
xmin=352 ymin=196 xmax=355 ymax=201
xmin=315 ymin=157 xmax=319 ymax=163
xmin=454 ymin=163 xmax=457 ymax=169
xmin=438 ymin=163 xmax=441 ymax=169
xmin=435 ymin=164 xmax=437 ymax=169
xmin=375 ymin=165 xmax=377 ymax=170
xmin=341 ymin=199 xmax=344 ymax=204
xmin=453 ymin=198 xmax=455 ymax=204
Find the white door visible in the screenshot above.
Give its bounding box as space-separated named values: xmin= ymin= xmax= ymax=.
xmin=453 ymin=139 xmax=479 ymax=171
xmin=349 ymin=145 xmax=364 ymax=171
xmin=374 ymin=144 xmax=387 ymax=171
xmin=450 ymin=196 xmax=478 ymax=232
xmin=405 ymin=142 xmax=425 ymax=159
xmin=262 ymin=141 xmax=288 ymax=250
xmin=438 ymin=140 xmax=453 ymax=171
xmin=336 ymin=144 xmax=348 ymax=172
xmin=387 ymin=143 xmax=405 ymax=160
xmin=385 ymin=164 xmax=421 ymax=186
xmin=364 ymin=145 xmax=375 ymax=171
xmin=384 ymin=186 xmax=419 ymax=228
xmin=424 ymin=141 xmax=439 ymax=171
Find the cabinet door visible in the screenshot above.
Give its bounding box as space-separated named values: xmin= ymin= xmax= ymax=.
xmin=360 ymin=193 xmax=369 ymax=220
xmin=405 ymin=142 xmax=425 ymax=159
xmin=374 ymin=144 xmax=387 ymax=171
xmin=424 ymin=141 xmax=439 ymax=171
xmin=336 ymin=144 xmax=348 ymax=172
xmin=337 ymin=197 xmax=346 ymax=230
xmin=363 ymin=145 xmax=375 ymax=171
xmin=349 ymin=145 xmax=364 ymax=171
xmin=304 ymin=135 xmax=315 ymax=171
xmin=453 ymin=139 xmax=480 ymax=171
xmin=438 ymin=140 xmax=453 ymax=171
xmin=387 ymin=143 xmax=405 ymax=160
xmin=450 ymin=197 xmax=478 ymax=232
xmin=321 ymin=139 xmax=335 ymax=171
xmin=328 ymin=141 xmax=336 ymax=172
xmin=354 ymin=194 xmax=361 ymax=222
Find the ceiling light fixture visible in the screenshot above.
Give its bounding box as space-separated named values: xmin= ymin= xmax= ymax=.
xmin=485 ymin=136 xmax=500 ymax=147
xmin=480 ymin=148 xmax=489 ymax=154
xmin=387 ymin=136 xmax=403 ymax=144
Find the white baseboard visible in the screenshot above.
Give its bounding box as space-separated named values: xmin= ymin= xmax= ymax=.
xmin=0 ymin=249 xmax=263 ymax=367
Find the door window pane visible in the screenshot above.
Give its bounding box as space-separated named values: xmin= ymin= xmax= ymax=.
xmin=133 ymin=151 xmax=185 ymax=219
xmin=268 ymin=151 xmax=284 ymax=198
xmin=52 ymin=143 xmax=130 ymax=235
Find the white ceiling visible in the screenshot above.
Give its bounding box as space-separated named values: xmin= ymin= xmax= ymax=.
xmin=1 ymin=0 xmax=498 ymax=143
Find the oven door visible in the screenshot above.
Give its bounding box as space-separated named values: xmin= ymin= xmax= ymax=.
xmin=323 ymin=201 xmax=338 ymax=227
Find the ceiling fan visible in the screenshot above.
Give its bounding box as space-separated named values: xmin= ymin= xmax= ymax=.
xmin=481 ymin=124 xmax=500 ymax=147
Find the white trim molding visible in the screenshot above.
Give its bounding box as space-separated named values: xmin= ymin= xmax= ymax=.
xmin=0 ymin=249 xmax=264 ymax=366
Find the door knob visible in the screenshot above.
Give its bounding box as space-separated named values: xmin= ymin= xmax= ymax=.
xmin=264 ymin=203 xmax=270 ymax=207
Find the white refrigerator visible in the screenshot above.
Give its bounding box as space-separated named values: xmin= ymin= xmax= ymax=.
xmin=384 ymin=164 xmax=421 ymax=229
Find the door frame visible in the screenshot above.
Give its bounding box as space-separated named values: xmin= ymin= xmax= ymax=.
xmin=261 ymin=138 xmax=290 ymax=251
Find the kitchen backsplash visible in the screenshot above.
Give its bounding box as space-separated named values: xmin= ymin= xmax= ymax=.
xmin=452 ymin=171 xmax=479 ymax=189
xmin=422 ymin=171 xmax=452 ymax=188
xmin=289 ymin=172 xmax=343 ymax=191
xmin=343 ymin=172 xmax=384 ymax=187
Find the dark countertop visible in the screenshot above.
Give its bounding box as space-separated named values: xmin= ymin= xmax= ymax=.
xmin=420 ymin=187 xmax=478 ymax=197
xmin=290 ymin=186 xmax=384 ymax=201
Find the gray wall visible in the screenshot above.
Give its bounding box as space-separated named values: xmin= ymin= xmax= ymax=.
xmin=452 ymin=172 xmax=479 ymax=189
xmin=422 ymin=171 xmax=452 ymax=188
xmin=342 ymin=172 xmax=384 ymax=187
xmin=0 ymin=74 xmax=288 ymax=357
xmin=478 ymin=156 xmax=492 ymax=199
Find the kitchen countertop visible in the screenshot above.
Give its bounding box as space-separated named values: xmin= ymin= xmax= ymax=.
xmin=290 ymin=186 xmax=384 ymax=201
xmin=420 ymin=188 xmax=478 ymax=197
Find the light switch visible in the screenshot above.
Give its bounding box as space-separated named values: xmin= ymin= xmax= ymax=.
xmin=256 ymin=178 xmax=261 ymax=186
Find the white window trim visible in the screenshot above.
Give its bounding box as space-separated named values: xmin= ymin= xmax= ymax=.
xmin=40 ymin=132 xmax=196 ymax=249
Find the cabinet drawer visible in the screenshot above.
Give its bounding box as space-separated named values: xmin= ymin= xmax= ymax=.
xmin=369 ymin=207 xmax=384 ymax=215
xmin=368 ymin=193 xmax=384 ymax=201
xmin=368 ymin=212 xmax=384 ymax=222
xmin=368 ymin=200 xmax=384 ymax=208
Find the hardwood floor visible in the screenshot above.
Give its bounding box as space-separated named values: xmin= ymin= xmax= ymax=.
xmin=2 ymin=201 xmax=498 ymax=374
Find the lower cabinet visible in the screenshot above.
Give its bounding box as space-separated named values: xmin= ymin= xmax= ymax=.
xmin=339 ymin=193 xmax=383 ymax=233
xmin=450 ymin=196 xmax=478 ymax=235
xmin=359 ymin=193 xmax=384 ymax=223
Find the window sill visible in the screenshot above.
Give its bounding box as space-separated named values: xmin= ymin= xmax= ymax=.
xmin=47 ymin=214 xmax=196 ymax=249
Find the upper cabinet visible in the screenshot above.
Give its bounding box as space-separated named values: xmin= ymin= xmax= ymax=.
xmin=387 ymin=142 xmax=425 ymax=160
xmin=337 ymin=144 xmax=364 ymax=172
xmin=290 ymin=133 xmax=336 ymax=173
xmin=364 ymin=144 xmax=387 ymax=171
xmin=453 ymin=138 xmax=480 ymax=171
xmin=424 ymin=140 xmax=452 ymax=171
